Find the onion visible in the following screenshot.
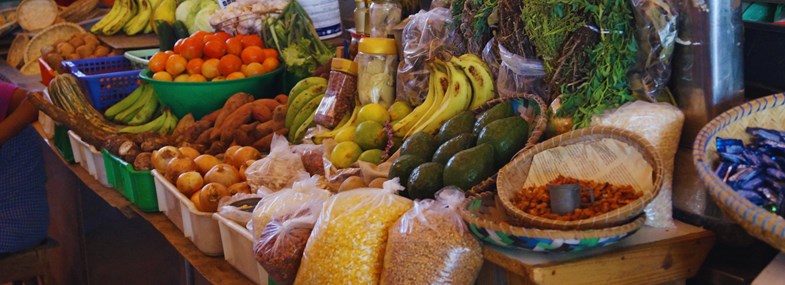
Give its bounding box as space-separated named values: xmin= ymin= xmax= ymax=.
xmin=231 ymin=146 xmax=261 ymax=167
xmin=194 ymin=154 xmax=222 ymax=175
xmin=238 ymin=160 xmax=255 ymax=181
xmin=204 ymin=164 xmax=241 ymax=187
xmin=227 ymin=182 xmax=251 ymax=196
xmin=166 ymin=154 xmax=197 ymax=182
xmin=152 ymin=146 xmax=180 ymax=174
xmin=224 ymin=145 xmax=242 ymax=165
xmin=190 ymin=190 xmax=203 ymax=210
xmin=198 ymin=183 xmax=228 ymax=212
xmin=176 ymin=171 xmax=204 ymax=196
xmin=179 ymin=146 xmax=201 ymax=160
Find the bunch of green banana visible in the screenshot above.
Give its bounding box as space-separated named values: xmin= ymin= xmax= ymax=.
xmin=104 ymin=84 xmax=160 ymax=126
xmin=119 ymin=108 xmax=178 ymax=134
xmin=123 ymin=0 xmax=153 ymax=35
xmin=285 ymin=77 xmax=328 ymax=143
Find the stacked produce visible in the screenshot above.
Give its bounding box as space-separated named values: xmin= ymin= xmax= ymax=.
xmin=148 ymin=32 xmax=279 ymax=82
xmin=40 ymin=33 xmax=120 ymax=73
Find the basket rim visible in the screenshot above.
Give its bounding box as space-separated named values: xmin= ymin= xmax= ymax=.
xmin=496 ymin=126 xmax=665 ymax=230
xmin=139 ymin=65 xmax=284 ymax=86
xmin=692 ymin=92 xmax=785 ymax=252
xmin=459 ymin=192 xmax=645 ymax=240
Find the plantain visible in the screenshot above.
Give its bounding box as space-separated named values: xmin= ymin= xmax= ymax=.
xmin=288 ymin=77 xmax=327 ymax=105
xmin=114 ymin=85 xmax=151 ymax=123
xmin=285 ymin=84 xmax=326 ymax=129
xmin=127 ymin=88 xmax=159 ymax=125
xmin=289 ymin=94 xmax=323 ymax=142
xmin=105 ymin=84 xmax=146 ymax=119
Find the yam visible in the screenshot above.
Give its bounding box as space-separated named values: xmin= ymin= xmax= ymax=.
xmin=272 ymin=104 xmax=287 ymax=122
xmin=252 ymin=128 xmax=288 ymax=152
xmin=255 ymin=120 xmax=284 ymax=138
xmin=251 ymin=101 xmax=272 ymax=122
xmin=212 ymin=93 xmax=254 ymax=139
xmin=218 ymin=102 xmax=253 ymax=143
xmin=195 ymin=127 xmax=214 ymax=146
xmin=202 ymin=109 xmax=221 ymax=123
xmin=206 ymin=141 xmax=227 ymax=155
xmin=172 ymin=114 xmax=195 ymax=140
xmin=274 ymin=94 xmax=288 ymax=105
xmin=257 ymin=98 xmax=279 ymax=111
xmin=183 ymin=120 xmax=213 ymax=143
xmin=133 ymin=152 xmax=153 ymax=170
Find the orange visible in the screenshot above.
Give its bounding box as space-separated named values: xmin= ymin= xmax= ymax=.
xmin=261 ymin=48 xmax=278 ymax=59
xmin=211 ymin=76 xmax=226 ymax=82
xmin=262 ymin=57 xmax=280 ymax=73
xmin=152 ymin=71 xmax=173 ymax=81
xmin=174 ymin=74 xmax=190 ymax=82
xmin=201 ymin=58 xmax=220 ymax=79
xmin=165 ymin=54 xmax=187 ymax=75
xmin=186 ymin=58 xmax=204 ymax=75
xmin=148 ymin=51 xmax=170 ymax=73
xmin=243 ymin=62 xmax=265 ymax=77
xmin=181 ymin=37 xmax=203 ymax=60
xmin=240 ymin=34 xmax=263 ymax=49
xmin=225 ymin=38 xmax=242 ymax=56
xmin=203 ymin=39 xmax=226 ymax=59
xmin=164 ymin=50 xmax=175 ymax=56
xmin=226 ymin=72 xmax=246 ymax=80
xmin=218 ymin=54 xmax=242 ymax=76
xmin=189 ymin=74 xmax=207 ymax=82
xmin=240 ymin=46 xmax=264 ymax=64
xmin=240 ymin=64 xmax=248 ymax=75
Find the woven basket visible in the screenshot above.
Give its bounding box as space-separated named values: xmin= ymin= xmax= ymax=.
xmin=23 ymin=22 xmax=85 ymax=64
xmin=496 ymin=126 xmax=664 ymax=230
xmin=693 ymin=93 xmax=785 ymax=252
xmin=459 ymin=192 xmax=644 ymax=252
xmin=464 ymin=92 xmax=548 ymax=196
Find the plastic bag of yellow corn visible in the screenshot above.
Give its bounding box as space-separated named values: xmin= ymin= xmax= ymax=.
xmin=294 ymin=179 xmax=413 ymax=285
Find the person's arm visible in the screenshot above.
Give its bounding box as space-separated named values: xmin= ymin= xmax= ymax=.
xmin=0 ymin=88 xmax=38 ymax=143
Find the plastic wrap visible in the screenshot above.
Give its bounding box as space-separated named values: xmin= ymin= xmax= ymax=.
xmin=496 ymin=44 xmax=547 ymax=101
xmin=292 ymin=143 xmax=326 ymax=176
xmin=396 ymin=8 xmax=453 ymax=105
xmin=249 ymin=174 xmax=331 ymax=239
xmin=217 ymin=193 xmax=262 ymax=225
xmin=628 ymin=0 xmax=678 ymax=102
xmin=314 ymin=70 xmax=357 ymax=128
xmin=591 ymin=101 xmax=685 ymax=228
xmin=244 ymin=134 xmax=306 ymax=192
xmin=481 ymin=37 xmax=501 ymax=79
xmin=380 ymin=187 xmax=483 ymax=285
xmin=294 ymin=179 xmax=412 ymax=285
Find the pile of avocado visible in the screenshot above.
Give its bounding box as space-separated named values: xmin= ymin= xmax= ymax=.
xmin=389 ymin=102 xmax=530 ymax=199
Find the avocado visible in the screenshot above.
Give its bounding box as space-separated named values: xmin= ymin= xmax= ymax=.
xmin=389 ymin=154 xmax=426 ymax=188
xmin=474 ymin=102 xmax=515 ymax=135
xmin=432 ymin=133 xmax=476 ymax=164
xmin=435 ymin=111 xmax=476 ymax=144
xmin=400 ymin=131 xmax=437 ymax=161
xmin=407 ymin=162 xmax=445 ymax=199
xmin=443 ymin=143 xmax=495 ymax=191
xmin=478 ymin=116 xmax=529 ymax=168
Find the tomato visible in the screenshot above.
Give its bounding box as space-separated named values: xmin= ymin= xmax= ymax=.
xmin=214 ymin=32 xmax=231 ymax=42
xmin=243 ymin=62 xmax=265 ymax=77
xmin=225 ymin=38 xmax=242 ymax=56
xmin=191 ymin=31 xmax=209 ymax=42
xmin=186 ymin=58 xmax=204 ymax=75
xmin=173 ymin=39 xmax=186 ymax=54
xmin=165 ymin=54 xmax=187 ymax=75
xmin=148 ymin=51 xmax=170 ymax=73
xmin=218 ymin=54 xmax=242 ymax=76
xmin=152 ymin=71 xmax=173 ymax=81
xmin=188 ymin=74 xmax=207 ymax=82
xmin=201 ymin=58 xmax=220 ymax=79
xmin=261 ymin=48 xmax=278 ymax=60
xmin=164 ymin=50 xmax=175 ymax=56
xmin=261 ymin=57 xmax=280 ymax=72
xmin=203 ymin=40 xmax=227 ymax=59
xmin=226 ymin=72 xmax=246 ymax=80
xmin=240 ymin=46 xmax=264 ymax=64
xmin=181 ymin=38 xmax=203 ymax=60
xmin=240 ymin=34 xmax=263 ymax=48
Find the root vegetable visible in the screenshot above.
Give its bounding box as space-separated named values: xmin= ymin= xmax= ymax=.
xmin=272 ymin=104 xmax=287 ymax=122
xmin=201 ymin=109 xmax=221 ymax=123
xmin=212 ymin=93 xmax=254 ymax=139
xmin=190 ymin=190 xmax=203 ymax=209
xmin=176 ymin=171 xmax=205 ymax=196
xmin=206 ymin=141 xmax=227 ymax=155
xmin=165 ymin=154 xmax=197 ymax=182
xmin=274 ymin=94 xmax=288 ymax=105
xmin=198 ymin=183 xmax=228 ymax=212
xmin=231 ymin=146 xmax=260 ymax=167
xmin=172 ymin=114 xmax=195 ymax=141
xmin=204 ymin=163 xmax=241 ymax=186
xmin=252 ymin=128 xmax=288 ymax=152
xmin=194 ymin=154 xmax=222 ymax=175
xmin=133 ymin=152 xmax=153 ymax=170
xmin=152 ymin=146 xmax=180 ymax=174
xmin=195 ymin=127 xmax=214 ymax=146
xmin=239 ymin=159 xmax=255 ymax=180
xmin=252 ymin=101 xmax=273 ymax=122
xmin=338 ymin=176 xmax=366 ymax=192
xmin=178 ymin=146 xmax=200 ymax=160
xmin=184 ymin=120 xmax=213 ymax=143
xmin=219 ymin=102 xmax=254 ymax=143
xmin=255 ymin=120 xmax=284 ymax=138
xmin=227 ymin=182 xmax=251 ymax=195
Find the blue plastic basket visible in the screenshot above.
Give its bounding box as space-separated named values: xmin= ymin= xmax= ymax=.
xmin=61 ymin=56 xmax=141 ymax=112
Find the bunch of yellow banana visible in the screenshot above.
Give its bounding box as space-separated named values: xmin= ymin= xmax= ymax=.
xmin=91 ymin=0 xmax=174 ymax=35
xmin=392 ymin=54 xmax=494 ymax=138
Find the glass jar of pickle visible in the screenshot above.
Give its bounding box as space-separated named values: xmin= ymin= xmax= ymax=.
xmin=356 ymin=38 xmax=397 ymax=108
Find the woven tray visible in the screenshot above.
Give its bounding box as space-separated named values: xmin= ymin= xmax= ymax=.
xmin=24 ymin=22 xmax=85 ymax=64
xmin=7 ymin=33 xmax=29 ymax=68
xmin=459 ymin=192 xmax=645 ymax=253
xmin=693 ymin=93 xmax=785 ymax=252
xmin=16 ymin=0 xmax=58 ymax=32
xmin=496 ymin=126 xmax=664 ymax=230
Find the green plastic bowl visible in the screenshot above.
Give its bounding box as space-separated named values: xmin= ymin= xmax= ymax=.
xmin=139 ymin=66 xmax=283 ymax=119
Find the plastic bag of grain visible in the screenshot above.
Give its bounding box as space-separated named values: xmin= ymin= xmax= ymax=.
xmin=249 ymin=173 xmax=331 ymax=239
xmin=380 ymin=187 xmax=483 ymax=285
xmin=294 ymin=179 xmax=412 ymax=285
xmin=245 ymin=134 xmax=306 ymax=192
xmin=253 ymin=206 xmax=321 ymax=285
xmin=591 ymin=100 xmax=684 ymax=228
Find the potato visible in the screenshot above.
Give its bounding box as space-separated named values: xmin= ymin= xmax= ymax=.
xmin=93 ymin=45 xmax=110 ymax=57
xmin=75 ymin=45 xmax=93 ymax=58
xmin=109 ymin=49 xmax=122 ymax=56
xmin=83 ymin=34 xmax=99 ymax=46
xmin=56 ymin=42 xmax=74 ymax=56
xmin=44 ymin=52 xmax=64 ymax=73
xmin=68 ymin=37 xmax=85 ymax=48
xmin=40 ymin=46 xmax=55 ymax=56
xmin=64 ymin=53 xmax=79 ymax=60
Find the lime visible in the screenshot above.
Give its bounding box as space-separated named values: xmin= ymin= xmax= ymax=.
xmin=358 ymin=149 xmax=385 ymax=164
xmin=358 ymin=103 xmax=391 ymax=123
xmin=388 ymin=101 xmax=413 ymax=121
xmin=355 ymin=121 xmax=387 ymax=150
xmin=335 ymin=127 xmax=355 ymax=143
xmin=331 ymin=141 xmax=362 ymax=168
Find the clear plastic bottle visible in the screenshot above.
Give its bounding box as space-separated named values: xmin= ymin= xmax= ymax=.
xmin=368 ymin=0 xmax=402 ymax=38
xmin=356 ymin=38 xmax=398 ymax=108
xmin=354 ymin=0 xmax=368 ymax=35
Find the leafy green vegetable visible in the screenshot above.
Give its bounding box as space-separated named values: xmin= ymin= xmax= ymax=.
xmin=521 ymin=0 xmax=585 ymax=75
xmin=471 ymin=0 xmax=497 ymax=40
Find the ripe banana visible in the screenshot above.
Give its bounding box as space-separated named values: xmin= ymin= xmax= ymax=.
xmin=124 ymin=0 xmax=152 ymax=35
xmin=285 ymin=84 xmax=326 ymax=129
xmin=119 ymin=109 xmax=167 ymax=133
xmin=115 ymin=85 xmax=152 ymax=123
xmin=410 ymin=59 xmax=473 ymax=135
xmin=313 ymin=104 xmax=360 ymax=144
xmin=392 ymin=65 xmax=437 ymax=138
xmin=105 ymin=84 xmax=146 ymax=119
xmin=127 ymin=89 xmax=159 ymax=125
xmin=456 ymin=54 xmax=495 ymax=110
xmin=103 ymin=0 xmax=136 ymax=35
xmin=150 ymin=0 xmax=176 ymax=33
xmin=288 ymin=77 xmax=328 ymax=105
xmin=289 ymin=94 xmax=324 ymax=142
xmin=406 ymin=62 xmax=448 ymax=138
xmin=91 ymin=0 xmax=125 ymax=33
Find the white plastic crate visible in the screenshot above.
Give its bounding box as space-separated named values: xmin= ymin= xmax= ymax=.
xmin=67 ymin=131 xmax=110 ymax=187
xmin=152 ymin=170 xmax=224 ymax=256
xmin=213 ymin=213 xmax=268 ymax=285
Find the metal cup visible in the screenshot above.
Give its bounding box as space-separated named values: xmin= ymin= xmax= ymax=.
xmin=549 ymin=184 xmax=594 ymax=215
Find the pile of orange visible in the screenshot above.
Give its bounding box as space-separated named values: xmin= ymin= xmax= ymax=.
xmin=148 ymin=32 xmax=280 ymax=82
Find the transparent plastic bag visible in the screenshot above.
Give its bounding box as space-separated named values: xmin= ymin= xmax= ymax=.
xmin=292 ymin=143 xmax=325 ymax=176
xmin=294 ymin=179 xmax=413 ymax=285
xmin=217 ymin=193 xmax=262 ymax=226
xmin=628 ymin=0 xmax=678 ymax=102
xmin=396 ymin=8 xmax=453 ymax=105
xmin=245 ymin=134 xmax=305 ymax=192
xmin=249 ymin=173 xmax=331 ymax=239
xmin=591 ymin=101 xmax=685 ymax=228
xmin=380 ymin=187 xmax=483 ymax=285
xmin=497 ymin=44 xmax=548 ymax=101
xmin=481 ymin=37 xmax=501 ymax=79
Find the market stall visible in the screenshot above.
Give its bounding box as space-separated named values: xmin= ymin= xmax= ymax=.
xmin=4 ymin=0 xmax=785 ymax=283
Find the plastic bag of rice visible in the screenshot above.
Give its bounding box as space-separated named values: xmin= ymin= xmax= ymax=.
xmin=294 ymin=179 xmax=412 ymax=285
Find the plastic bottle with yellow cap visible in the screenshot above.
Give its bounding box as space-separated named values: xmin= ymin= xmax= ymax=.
xmin=314 ymin=58 xmax=359 ymax=128
xmin=357 ymin=38 xmax=398 ymax=108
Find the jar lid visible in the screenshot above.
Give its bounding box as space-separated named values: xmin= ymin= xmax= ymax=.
xmin=358 ymin=38 xmax=397 ymax=55
xmin=331 ymin=58 xmax=358 ymax=75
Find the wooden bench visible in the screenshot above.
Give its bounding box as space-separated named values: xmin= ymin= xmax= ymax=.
xmin=0 ymin=238 xmax=58 ymax=285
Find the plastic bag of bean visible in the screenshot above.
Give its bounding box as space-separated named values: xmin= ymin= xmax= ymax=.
xmin=254 ymin=214 xmax=315 ymax=285
xmin=249 ymin=173 xmax=331 ymax=239
xmin=294 ymin=179 xmax=413 ymax=285
xmin=380 ymin=187 xmax=483 ymax=285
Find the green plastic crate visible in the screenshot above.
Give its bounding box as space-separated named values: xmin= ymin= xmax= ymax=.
xmin=102 ymin=149 xmax=159 ymax=212
xmin=53 ymin=125 xmax=74 ymax=163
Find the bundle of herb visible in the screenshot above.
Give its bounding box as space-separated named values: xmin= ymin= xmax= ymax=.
xmin=521 ymin=0 xmax=586 ymax=75
xmin=461 ymin=0 xmax=496 ymax=54
xmin=497 ymin=0 xmax=534 ymax=58
xmin=262 ymin=0 xmax=334 ymax=79
xmin=556 ymin=0 xmax=638 ymax=129
xmin=549 ymin=25 xmax=599 ymax=101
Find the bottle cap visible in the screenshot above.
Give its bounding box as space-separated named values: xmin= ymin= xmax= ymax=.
xmin=358 ymin=38 xmax=397 ymax=55
xmin=331 ymin=58 xmax=358 ymax=75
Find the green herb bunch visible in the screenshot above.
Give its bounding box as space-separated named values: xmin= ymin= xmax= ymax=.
xmin=521 ymin=0 xmax=585 ymax=74
xmin=471 ymin=0 xmax=498 ymax=40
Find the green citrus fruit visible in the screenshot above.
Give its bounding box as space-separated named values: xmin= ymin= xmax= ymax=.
xmin=388 ymin=101 xmax=413 ymax=122
xmin=354 ymin=121 xmax=387 ymax=150
xmin=358 ymin=103 xmax=391 ymax=123
xmin=358 ymin=149 xmax=385 ymax=164
xmin=335 ymin=127 xmax=356 ymax=143
xmin=330 ymin=141 xmax=362 ymax=168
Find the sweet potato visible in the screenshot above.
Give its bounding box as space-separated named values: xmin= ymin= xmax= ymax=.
xmin=206 ymin=141 xmax=227 ymax=155
xmin=274 ymin=94 xmax=288 ymax=105
xmin=172 ymin=114 xmax=195 ymax=140
xmin=218 ymin=102 xmax=253 ymax=143
xmin=272 ymin=104 xmax=287 ymax=122
xmin=195 ymin=127 xmax=214 ymax=146
xmin=233 ymin=122 xmax=259 ymax=146
xmin=251 ymin=101 xmax=272 ymax=122
xmin=183 ymin=120 xmax=213 ymax=143
xmin=201 ymin=109 xmax=222 ymax=123
xmin=252 ymin=128 xmax=288 ymax=152
xmin=257 ymin=98 xmax=280 ymax=111
xmin=211 ymin=93 xmax=253 ymax=138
